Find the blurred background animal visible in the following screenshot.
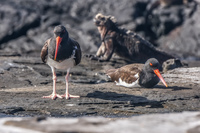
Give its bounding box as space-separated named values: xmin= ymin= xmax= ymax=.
xmin=87 ymin=13 xmax=175 ymax=65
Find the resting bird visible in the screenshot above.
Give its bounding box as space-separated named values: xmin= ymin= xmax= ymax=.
xmin=41 ymin=25 xmax=81 ymax=100
xmin=106 ymin=58 xmax=168 ymax=88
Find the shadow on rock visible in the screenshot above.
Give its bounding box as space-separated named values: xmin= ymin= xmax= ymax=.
xmin=169 ymin=86 xmax=192 ymax=91
xmin=86 ymin=91 xmax=163 ymax=108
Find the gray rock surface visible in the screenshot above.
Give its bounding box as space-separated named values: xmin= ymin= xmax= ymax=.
xmin=0 ymin=1 xmax=200 ymax=132
xmin=0 ymin=0 xmax=200 ymax=59
xmin=158 ymin=3 xmax=200 ymax=60
xmin=0 ymin=111 xmax=200 ymax=133
xmin=0 ymin=55 xmax=199 ymax=118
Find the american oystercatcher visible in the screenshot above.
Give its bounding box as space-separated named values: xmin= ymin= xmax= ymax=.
xmin=106 ymin=58 xmax=168 ymax=88
xmin=41 ymin=25 xmax=81 ymax=100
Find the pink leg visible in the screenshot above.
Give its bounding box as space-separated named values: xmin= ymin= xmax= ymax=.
xmin=61 ymin=69 xmax=80 ymax=99
xmin=42 ymin=67 xmax=63 ymax=100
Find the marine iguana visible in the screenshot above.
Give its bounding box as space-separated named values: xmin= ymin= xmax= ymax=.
xmin=88 ymin=13 xmax=175 ymax=64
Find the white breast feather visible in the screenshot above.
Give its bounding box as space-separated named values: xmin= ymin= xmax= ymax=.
xmin=115 ymin=73 xmax=139 ymax=88
xmin=47 ymin=46 xmax=77 ymax=70
xmin=47 ymin=56 xmax=75 ymax=70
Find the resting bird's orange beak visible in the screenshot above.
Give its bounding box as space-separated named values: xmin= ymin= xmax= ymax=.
xmin=54 ymin=36 xmax=62 ymax=61
xmin=153 ymin=69 xmax=168 ymax=87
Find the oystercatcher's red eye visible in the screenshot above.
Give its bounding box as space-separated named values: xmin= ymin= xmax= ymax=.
xmin=149 ymin=63 xmax=153 ymax=66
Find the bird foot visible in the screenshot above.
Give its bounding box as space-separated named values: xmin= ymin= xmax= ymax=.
xmin=61 ymin=94 xmax=80 ymax=99
xmin=42 ymin=93 xmax=63 ymax=100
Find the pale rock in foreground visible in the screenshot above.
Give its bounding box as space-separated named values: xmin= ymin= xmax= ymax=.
xmin=0 ymin=112 xmax=200 ymax=133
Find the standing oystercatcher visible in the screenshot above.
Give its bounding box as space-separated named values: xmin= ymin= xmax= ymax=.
xmin=41 ymin=25 xmax=81 ymax=100
xmin=106 ymin=58 xmax=168 ymax=88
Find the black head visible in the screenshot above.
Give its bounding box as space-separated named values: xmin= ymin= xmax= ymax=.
xmin=143 ymin=58 xmax=168 ymax=87
xmin=144 ymin=58 xmax=160 ymax=72
xmin=53 ymin=25 xmax=68 ymax=38
xmin=53 ymin=25 xmax=69 ymax=61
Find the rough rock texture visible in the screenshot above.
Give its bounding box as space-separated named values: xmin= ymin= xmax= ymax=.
xmin=0 ymin=0 xmax=138 ymax=55
xmin=0 ymin=55 xmax=199 ymax=118
xmin=158 ymin=3 xmax=200 ymax=60
xmin=0 ymin=0 xmax=200 ymax=59
xmin=144 ymin=0 xmax=197 ymax=41
xmin=0 ymin=112 xmax=200 ymax=133
xmin=0 ymin=0 xmax=200 ymax=132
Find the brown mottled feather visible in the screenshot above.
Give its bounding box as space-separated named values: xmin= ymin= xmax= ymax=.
xmin=41 ymin=38 xmax=51 ymax=63
xmin=106 ymin=64 xmax=143 ymax=84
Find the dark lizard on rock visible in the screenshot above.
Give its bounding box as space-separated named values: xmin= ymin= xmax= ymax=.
xmin=88 ymin=13 xmax=175 ymax=65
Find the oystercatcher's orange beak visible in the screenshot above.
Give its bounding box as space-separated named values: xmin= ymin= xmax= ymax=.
xmin=153 ymin=69 xmax=168 ymax=87
xmin=54 ymin=36 xmax=62 ymax=61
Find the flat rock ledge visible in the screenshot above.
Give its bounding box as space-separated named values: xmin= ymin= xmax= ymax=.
xmin=0 ymin=111 xmax=200 ymax=133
